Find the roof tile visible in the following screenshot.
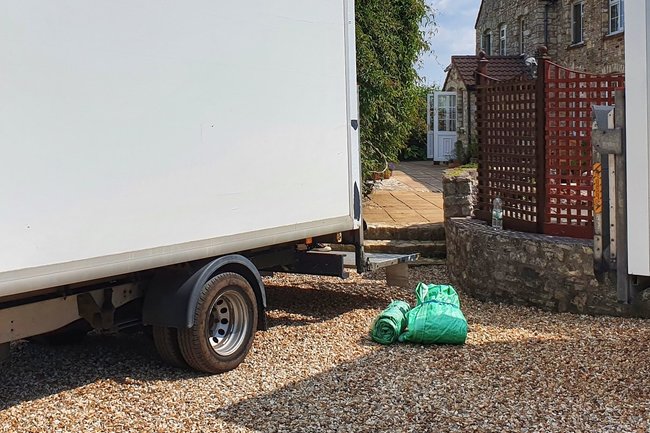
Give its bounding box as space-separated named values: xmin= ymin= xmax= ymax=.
xmin=449 ymin=55 xmax=530 ymax=87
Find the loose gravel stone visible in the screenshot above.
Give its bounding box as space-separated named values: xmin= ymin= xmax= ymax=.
xmin=1 ymin=265 xmax=649 ymax=432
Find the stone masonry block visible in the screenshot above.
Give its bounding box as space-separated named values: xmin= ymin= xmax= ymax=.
xmin=442 ymin=181 xmax=457 ymax=196
xmin=445 ymin=218 xmax=650 ymax=318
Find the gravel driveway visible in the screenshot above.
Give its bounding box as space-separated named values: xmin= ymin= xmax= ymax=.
xmin=1 ymin=265 xmax=649 ymax=433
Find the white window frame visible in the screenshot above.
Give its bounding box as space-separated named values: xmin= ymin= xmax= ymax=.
xmin=609 ymin=0 xmax=624 ymax=34
xmin=457 ymin=90 xmax=464 ymax=130
xmin=572 ymin=2 xmax=584 ymax=45
xmin=499 ymin=24 xmax=507 ymax=55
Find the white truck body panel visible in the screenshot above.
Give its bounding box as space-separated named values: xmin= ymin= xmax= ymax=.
xmin=0 ymin=1 xmax=361 ymax=297
xmin=625 ymin=0 xmax=650 ymax=276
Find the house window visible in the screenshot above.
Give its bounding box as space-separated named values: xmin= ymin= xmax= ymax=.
xmin=436 ymin=94 xmax=457 ymax=133
xmin=457 ymin=91 xmax=464 ymax=129
xmin=499 ymin=24 xmax=507 ymax=55
xmin=609 ymin=0 xmax=624 ymax=34
xmin=519 ymin=18 xmax=526 ymax=53
xmin=482 ymin=29 xmax=492 ymax=55
xmin=572 ymin=2 xmax=584 ymax=45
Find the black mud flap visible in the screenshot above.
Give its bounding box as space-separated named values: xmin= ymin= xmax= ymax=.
xmin=0 ymin=343 xmax=9 ymax=362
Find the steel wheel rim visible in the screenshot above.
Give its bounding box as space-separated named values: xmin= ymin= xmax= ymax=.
xmin=207 ymin=289 xmax=250 ymax=357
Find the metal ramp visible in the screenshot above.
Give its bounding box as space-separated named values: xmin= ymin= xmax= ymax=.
xmin=312 ymin=251 xmax=420 ymax=287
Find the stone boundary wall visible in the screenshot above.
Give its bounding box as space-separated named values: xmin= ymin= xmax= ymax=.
xmin=445 ymin=218 xmax=650 ymax=318
xmin=442 ymin=169 xmax=478 ymax=219
xmin=442 ymin=169 xmax=650 ymax=318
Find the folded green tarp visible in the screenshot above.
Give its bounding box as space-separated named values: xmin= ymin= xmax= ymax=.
xmin=370 ymin=300 xmax=411 ymax=345
xmin=399 ymin=283 xmax=468 ymax=345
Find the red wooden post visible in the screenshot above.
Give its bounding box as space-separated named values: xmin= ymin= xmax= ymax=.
xmin=535 ymin=46 xmax=549 ymax=234
xmin=476 ymin=51 xmax=489 ymax=220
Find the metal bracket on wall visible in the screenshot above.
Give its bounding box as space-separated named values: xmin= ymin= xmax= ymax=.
xmin=592 ymin=128 xmax=624 ymax=155
xmin=591 ymin=94 xmax=631 ymax=303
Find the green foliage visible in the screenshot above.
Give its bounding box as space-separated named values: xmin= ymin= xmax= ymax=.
xmin=356 ymin=0 xmax=434 ymax=187
xmin=453 ymin=137 xmax=479 ymax=165
xmin=399 ymin=144 xmax=427 ymax=161
xmin=399 ymin=84 xmax=438 ymax=161
xmin=445 ymin=164 xmax=477 ymax=178
xmin=454 ymin=140 xmax=465 ymax=163
xmin=466 ymin=136 xmax=479 ymax=162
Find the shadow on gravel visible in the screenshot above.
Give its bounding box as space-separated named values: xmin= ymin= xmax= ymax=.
xmin=211 ymin=336 xmax=650 ymax=432
xmin=263 ymin=284 xmax=389 ymax=329
xmin=0 ymin=283 xmax=391 ymax=410
xmin=0 ymin=332 xmax=201 ymax=411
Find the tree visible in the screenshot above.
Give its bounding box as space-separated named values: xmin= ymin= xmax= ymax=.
xmin=356 ymin=0 xmax=433 ymax=187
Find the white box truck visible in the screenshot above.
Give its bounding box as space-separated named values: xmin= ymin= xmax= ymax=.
xmin=625 ymin=1 xmax=650 ymax=279
xmin=0 ymin=1 xmax=415 ymax=373
xmin=601 ymin=1 xmax=650 ymax=304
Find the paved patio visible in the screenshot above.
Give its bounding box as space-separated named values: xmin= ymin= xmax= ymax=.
xmin=363 ymin=161 xmax=445 ymax=226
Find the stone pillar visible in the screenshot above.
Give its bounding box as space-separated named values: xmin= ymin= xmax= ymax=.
xmin=442 ymin=168 xmax=478 ymax=218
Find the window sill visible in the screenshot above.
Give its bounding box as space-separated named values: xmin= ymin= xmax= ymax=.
xmin=567 ymin=42 xmax=585 ymax=50
xmin=604 ymin=31 xmax=624 ymax=41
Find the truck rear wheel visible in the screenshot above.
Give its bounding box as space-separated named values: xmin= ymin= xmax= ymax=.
xmin=152 ymin=326 xmax=188 ymax=368
xmin=178 ymin=272 xmax=257 ymax=373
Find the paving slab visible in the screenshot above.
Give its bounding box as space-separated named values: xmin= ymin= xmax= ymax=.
xmin=364 ymin=161 xmax=446 ymax=226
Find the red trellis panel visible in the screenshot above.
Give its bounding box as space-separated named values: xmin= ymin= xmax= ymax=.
xmin=543 ymin=62 xmax=624 ymax=238
xmin=476 ymin=75 xmax=540 ymax=233
xmin=476 ymin=59 xmax=624 ymax=239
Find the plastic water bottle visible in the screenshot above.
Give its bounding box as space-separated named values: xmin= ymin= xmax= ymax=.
xmin=492 ymin=197 xmax=503 ymax=229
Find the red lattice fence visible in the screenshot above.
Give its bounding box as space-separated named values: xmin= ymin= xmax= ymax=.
xmin=476 ymin=57 xmax=624 ymax=239
xmin=475 ymin=74 xmax=541 ymax=232
xmin=543 ymin=62 xmax=624 ymax=238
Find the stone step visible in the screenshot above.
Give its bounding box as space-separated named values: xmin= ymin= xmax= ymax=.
xmin=365 ymin=223 xmax=446 ymax=241
xmin=364 ymin=240 xmax=446 ymax=258
xmin=333 ymin=240 xmax=446 ymax=258
xmin=410 ymin=258 xmax=447 ymax=267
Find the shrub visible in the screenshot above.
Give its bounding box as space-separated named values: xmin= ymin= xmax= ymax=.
xmin=356 ymin=0 xmax=435 ymax=191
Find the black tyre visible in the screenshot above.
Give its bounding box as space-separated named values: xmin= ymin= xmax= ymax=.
xmin=178 ymin=272 xmax=258 ymax=373
xmin=152 ymin=326 xmax=188 ymax=368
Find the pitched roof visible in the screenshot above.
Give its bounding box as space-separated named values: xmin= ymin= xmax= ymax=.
xmin=445 ymin=55 xmax=530 ymax=88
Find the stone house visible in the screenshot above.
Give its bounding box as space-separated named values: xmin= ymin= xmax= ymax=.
xmin=439 ymin=0 xmax=625 ymax=152
xmin=475 ymin=0 xmax=625 ymax=74
xmin=440 ymin=56 xmax=530 ymax=153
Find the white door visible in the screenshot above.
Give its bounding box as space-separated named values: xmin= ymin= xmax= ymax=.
xmin=432 ymin=92 xmax=458 ymax=162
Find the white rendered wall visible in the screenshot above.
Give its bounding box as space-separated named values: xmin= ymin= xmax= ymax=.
xmin=0 ymin=1 xmax=359 ymax=293
xmin=625 ymin=0 xmax=650 ymax=276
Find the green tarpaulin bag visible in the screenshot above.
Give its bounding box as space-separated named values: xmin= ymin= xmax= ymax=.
xmin=399 ymin=283 xmax=467 ymax=345
xmin=370 ymin=300 xmax=411 ymax=345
